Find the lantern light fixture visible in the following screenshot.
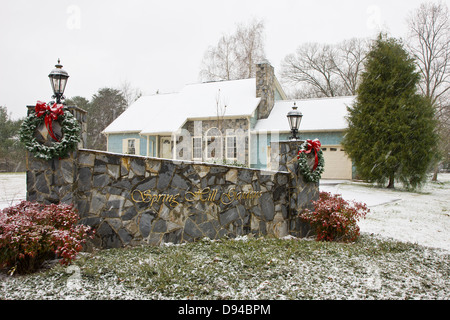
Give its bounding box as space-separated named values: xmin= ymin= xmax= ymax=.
xmin=48 ymin=59 xmax=69 ymax=104
xmin=287 ymin=102 xmax=303 ymax=140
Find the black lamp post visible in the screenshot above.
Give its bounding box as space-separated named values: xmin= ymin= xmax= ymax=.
xmin=287 ymin=102 xmax=303 ymax=140
xmin=48 ymin=59 xmax=69 ymax=104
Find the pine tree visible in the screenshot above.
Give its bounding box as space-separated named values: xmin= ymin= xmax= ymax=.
xmin=342 ymin=35 xmax=439 ymax=190
xmin=0 ymin=107 xmax=25 ymax=172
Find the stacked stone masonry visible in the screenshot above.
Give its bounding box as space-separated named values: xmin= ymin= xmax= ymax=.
xmin=256 ymin=62 xmax=275 ymax=120
xmin=27 ymin=144 xmax=318 ymax=248
xmin=25 ymin=103 xmax=318 ymax=248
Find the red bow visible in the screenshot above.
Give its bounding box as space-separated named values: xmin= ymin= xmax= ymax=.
xmin=298 ymin=139 xmax=322 ymax=170
xmin=35 ymin=101 xmax=64 ymax=142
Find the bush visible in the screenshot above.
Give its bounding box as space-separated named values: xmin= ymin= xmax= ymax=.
xmin=301 ymin=192 xmax=369 ymax=242
xmin=0 ymin=201 xmax=94 ymax=274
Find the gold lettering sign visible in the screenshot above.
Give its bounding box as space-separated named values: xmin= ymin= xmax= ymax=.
xmin=131 ymin=187 xmax=263 ymax=208
xmin=185 ymin=187 xmax=218 ymax=203
xmin=131 ymin=189 xmax=180 ymax=208
xmin=220 ymin=187 xmax=263 ymax=205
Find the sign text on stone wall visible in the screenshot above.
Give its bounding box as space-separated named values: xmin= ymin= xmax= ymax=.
xmin=131 ymin=187 xmax=263 ymax=208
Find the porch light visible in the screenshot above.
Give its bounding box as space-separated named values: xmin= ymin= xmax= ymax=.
xmin=48 ymin=59 xmax=69 ymax=104
xmin=287 ymin=102 xmax=302 ymax=140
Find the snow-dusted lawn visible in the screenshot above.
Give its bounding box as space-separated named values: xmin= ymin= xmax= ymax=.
xmin=320 ymin=174 xmax=450 ymax=253
xmin=1 ymin=234 xmax=448 ymax=300
xmin=0 ymin=172 xmax=448 ymax=300
xmin=0 ymin=173 xmax=26 ymax=210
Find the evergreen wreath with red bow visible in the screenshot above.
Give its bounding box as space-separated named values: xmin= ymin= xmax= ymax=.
xmin=19 ymin=101 xmax=81 ymax=160
xmin=297 ymin=139 xmax=325 ymax=183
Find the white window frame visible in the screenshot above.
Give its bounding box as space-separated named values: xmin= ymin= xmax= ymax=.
xmin=122 ymin=138 xmax=140 ymax=155
xmin=225 ymin=135 xmax=237 ymax=160
xmin=148 ymin=139 xmax=154 ymax=157
xmin=192 ymin=136 xmax=202 ymax=160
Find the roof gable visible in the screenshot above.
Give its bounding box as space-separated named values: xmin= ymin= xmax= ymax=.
xmin=253 ymin=96 xmax=355 ymax=133
xmin=102 ymin=93 xmax=177 ymax=134
xmin=103 ymin=78 xmax=261 ymax=135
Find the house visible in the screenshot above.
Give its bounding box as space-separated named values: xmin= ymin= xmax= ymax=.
xmin=102 ymin=62 xmax=355 ymax=180
xmin=252 ymin=95 xmax=355 ymax=179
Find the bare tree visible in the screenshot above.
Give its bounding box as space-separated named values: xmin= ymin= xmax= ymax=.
xmin=437 ymin=93 xmax=450 ymax=171
xmin=331 ymin=38 xmax=370 ymax=95
xmin=118 ymin=80 xmax=142 ymax=107
xmin=200 ymin=19 xmax=266 ymax=82
xmin=407 ymin=1 xmax=450 ymax=105
xmin=280 ymin=38 xmax=369 ymax=98
xmin=234 ymin=18 xmax=266 ymax=79
xmin=281 ymin=43 xmax=337 ymax=97
xmin=200 ymin=34 xmax=239 ymax=81
xmin=407 ymin=1 xmax=450 ymax=180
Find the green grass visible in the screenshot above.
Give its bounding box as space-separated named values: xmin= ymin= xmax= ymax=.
xmin=1 ymin=234 xmax=449 ymax=300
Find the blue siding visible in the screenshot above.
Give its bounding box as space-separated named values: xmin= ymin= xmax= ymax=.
xmin=147 ymin=136 xmax=157 ymax=157
xmin=249 ymin=112 xmax=258 ymax=130
xmin=275 ymin=87 xmax=284 ymax=101
xmin=250 ymin=131 xmax=345 ymax=169
xmin=298 ymin=131 xmax=344 ymax=145
xmin=107 ymin=133 xmax=148 ymax=156
xmin=275 ymin=132 xmax=344 ymax=145
xmin=107 ymin=134 xmax=123 ymax=154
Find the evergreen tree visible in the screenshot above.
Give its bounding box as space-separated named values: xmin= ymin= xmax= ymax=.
xmin=342 ymin=35 xmax=439 ymax=189
xmin=87 ymin=88 xmax=127 ymax=150
xmin=67 ymin=89 xmax=127 ymax=151
xmin=0 ymin=107 xmax=25 ymax=172
xmin=65 ymin=96 xmax=90 ymax=111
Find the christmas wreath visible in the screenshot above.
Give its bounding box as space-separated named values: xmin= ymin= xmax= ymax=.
xmin=297 ymin=139 xmax=325 ymax=183
xmin=19 ymin=101 xmax=81 ymax=160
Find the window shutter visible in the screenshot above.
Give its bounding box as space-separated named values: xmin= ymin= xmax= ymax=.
xmin=135 ymin=139 xmax=141 ymax=155
xmin=122 ymin=139 xmax=128 ymax=154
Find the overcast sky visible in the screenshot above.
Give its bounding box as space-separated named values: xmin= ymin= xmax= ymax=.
xmin=0 ymin=0 xmax=434 ymax=119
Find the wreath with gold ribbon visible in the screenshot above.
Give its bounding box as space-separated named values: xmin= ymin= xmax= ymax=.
xmin=19 ymin=101 xmax=81 ymax=160
xmin=297 ymin=139 xmax=325 ymax=183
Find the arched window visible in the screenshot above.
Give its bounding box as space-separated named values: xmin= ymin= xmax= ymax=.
xmin=205 ymin=127 xmax=223 ymax=160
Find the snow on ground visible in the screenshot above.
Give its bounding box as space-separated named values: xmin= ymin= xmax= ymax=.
xmin=0 ymin=173 xmax=26 ymax=210
xmin=1 ymin=172 xmax=449 ymax=253
xmin=320 ymin=174 xmax=450 ymax=253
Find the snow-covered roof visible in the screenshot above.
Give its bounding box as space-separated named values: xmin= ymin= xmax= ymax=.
xmin=103 ymin=78 xmax=261 ymax=135
xmin=102 ymin=93 xmax=177 ymax=134
xmin=253 ymin=96 xmax=355 ymax=133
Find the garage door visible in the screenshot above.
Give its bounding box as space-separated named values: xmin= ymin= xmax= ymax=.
xmin=321 ymin=145 xmax=352 ymax=180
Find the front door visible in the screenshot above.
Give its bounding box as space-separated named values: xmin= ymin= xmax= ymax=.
xmin=160 ymin=137 xmax=172 ymax=159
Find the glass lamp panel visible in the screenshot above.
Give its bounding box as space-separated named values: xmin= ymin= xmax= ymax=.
xmin=292 ymin=115 xmax=302 ymax=130
xmin=58 ymin=77 xmax=68 ymax=95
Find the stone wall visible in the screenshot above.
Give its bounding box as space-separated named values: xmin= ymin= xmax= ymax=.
xmin=26 ymin=145 xmax=317 ymax=248
xmin=256 ymin=62 xmax=275 ymax=120
xmin=25 ymin=106 xmax=318 ymax=248
xmin=270 ymin=140 xmax=320 ymax=237
xmin=27 ymin=105 xmax=88 ymax=149
xmin=76 ymin=150 xmax=291 ymax=247
xmin=26 ymin=105 xmax=86 ymax=206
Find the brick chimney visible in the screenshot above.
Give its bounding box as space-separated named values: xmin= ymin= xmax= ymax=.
xmin=256 ymin=61 xmax=275 ymax=120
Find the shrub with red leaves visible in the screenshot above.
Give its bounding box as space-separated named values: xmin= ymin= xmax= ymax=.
xmin=0 ymin=201 xmax=94 ymax=274
xmin=301 ymin=192 xmax=369 ymax=242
